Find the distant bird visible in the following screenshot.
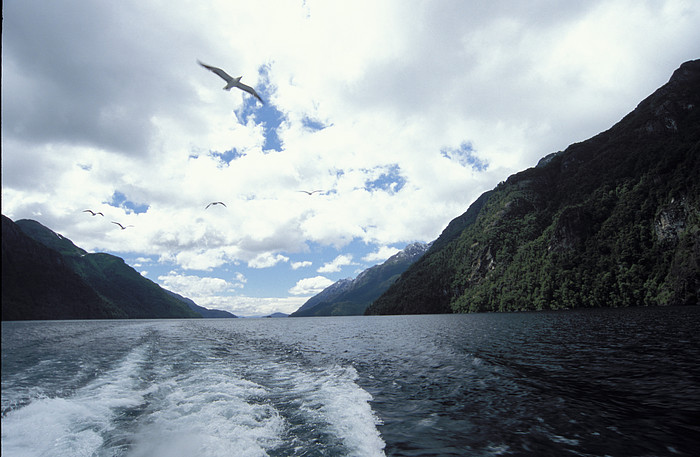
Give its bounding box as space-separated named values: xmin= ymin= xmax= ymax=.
xmin=198 ymin=60 xmax=264 ymax=104
xmin=205 ymin=201 xmax=227 ymax=209
xmin=83 ymin=209 xmax=104 ymax=216
xmin=111 ymin=221 xmax=134 ymax=230
xmin=298 ymin=190 xmax=324 ymax=195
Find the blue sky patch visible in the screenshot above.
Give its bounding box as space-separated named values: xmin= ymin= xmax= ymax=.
xmin=212 ymin=148 xmax=246 ymax=164
xmin=106 ymin=190 xmax=149 ymax=214
xmin=365 ymin=164 xmax=406 ymax=193
xmin=236 ymin=64 xmax=286 ymax=153
xmin=441 ymin=142 xmax=489 ymax=171
xmin=302 ymin=116 xmax=327 ymax=132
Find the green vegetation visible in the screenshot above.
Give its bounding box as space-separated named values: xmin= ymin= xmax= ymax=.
xmin=368 ymin=60 xmax=700 ymax=315
xmin=2 ymin=217 xmax=201 ymax=320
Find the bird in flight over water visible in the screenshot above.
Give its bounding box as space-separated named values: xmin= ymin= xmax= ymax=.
xmin=111 ymin=221 xmax=134 ymax=230
xmin=83 ymin=209 xmax=104 ymax=216
xmin=198 ymin=60 xmax=264 ymax=104
xmin=298 ymin=190 xmax=324 ymax=195
xmin=205 ymin=201 xmax=227 ymax=209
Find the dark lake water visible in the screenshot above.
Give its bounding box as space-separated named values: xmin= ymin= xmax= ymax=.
xmin=2 ymin=306 xmax=699 ymax=456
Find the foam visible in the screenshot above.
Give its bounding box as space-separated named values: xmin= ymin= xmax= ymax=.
xmin=314 ymin=366 xmax=386 ymax=457
xmin=126 ymin=368 xmax=285 ymax=457
xmin=265 ymin=363 xmax=386 ymax=457
xmin=1 ymin=345 xmax=149 ymax=457
xmin=3 ymin=326 xmax=387 ymax=457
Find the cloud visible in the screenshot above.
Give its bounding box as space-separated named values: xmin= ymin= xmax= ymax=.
xmin=194 ymin=295 xmax=309 ymax=317
xmin=2 ymin=0 xmax=208 ymax=157
xmin=2 ymin=0 xmax=699 ymax=316
xmin=291 ymin=260 xmax=313 ymax=270
xmin=248 ymin=252 xmax=290 ymax=269
xmin=134 ymin=256 xmax=155 ymax=264
xmin=363 ymin=246 xmax=401 ymax=263
xmin=317 ymin=254 xmax=355 ymax=273
xmin=288 ymin=276 xmax=335 ymax=296
xmin=158 ymin=271 xmax=237 ymax=298
xmin=231 ymin=272 xmax=248 ymax=288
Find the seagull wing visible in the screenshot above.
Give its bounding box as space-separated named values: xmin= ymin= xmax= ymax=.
xmin=234 ymin=80 xmax=264 ymax=103
xmin=111 ymin=221 xmax=124 ymax=229
xmin=198 ymin=60 xmax=234 ymax=83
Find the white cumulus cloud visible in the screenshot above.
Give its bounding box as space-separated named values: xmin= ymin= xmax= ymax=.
xmin=317 ymin=254 xmax=355 ymax=273
xmin=363 ymin=246 xmax=401 ymax=263
xmin=288 ymin=276 xmax=335 ymax=296
xmin=158 ymin=271 xmax=234 ymax=298
xmin=248 ymin=253 xmax=290 ymax=269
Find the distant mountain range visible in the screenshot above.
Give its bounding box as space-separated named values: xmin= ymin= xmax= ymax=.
xmin=1 ymin=216 xmax=236 ymax=320
xmin=265 ymin=312 xmax=289 ymax=318
xmin=291 ymin=242 xmax=430 ymax=316
xmin=367 ymin=59 xmax=700 ymax=315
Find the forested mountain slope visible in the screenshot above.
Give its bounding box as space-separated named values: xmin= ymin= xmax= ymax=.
xmin=2 ymin=216 xmax=205 ymax=320
xmin=2 ymin=215 xmax=123 ymax=320
xmin=367 ymin=60 xmax=700 ymax=315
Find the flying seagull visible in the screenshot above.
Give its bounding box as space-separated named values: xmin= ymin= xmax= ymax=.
xmin=205 ymin=201 xmax=227 ymax=209
xmin=83 ymin=209 xmax=104 ymax=216
xmin=198 ymin=60 xmax=264 ymax=104
xmin=298 ymin=190 xmax=324 ymax=195
xmin=111 ymin=221 xmax=134 ymax=230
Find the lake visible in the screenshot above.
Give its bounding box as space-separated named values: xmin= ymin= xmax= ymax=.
xmin=2 ymin=306 xmax=699 ymax=456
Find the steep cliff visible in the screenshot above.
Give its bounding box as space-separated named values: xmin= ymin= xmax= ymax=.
xmin=367 ymin=60 xmax=700 ymax=314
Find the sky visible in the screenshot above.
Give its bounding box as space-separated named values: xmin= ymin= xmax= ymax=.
xmin=2 ymin=0 xmax=699 ymax=316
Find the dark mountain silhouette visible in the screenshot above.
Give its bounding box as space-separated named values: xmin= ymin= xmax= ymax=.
xmin=2 ymin=216 xmax=230 ymax=320
xmin=2 ymin=215 xmax=124 ymax=320
xmin=164 ymin=290 xmax=237 ymax=318
xmin=367 ymin=59 xmax=700 ymax=315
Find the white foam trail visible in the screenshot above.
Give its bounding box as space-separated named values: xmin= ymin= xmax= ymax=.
xmin=3 ymin=326 xmax=386 ymax=457
xmin=1 ymin=345 xmax=149 ymax=457
xmin=272 ymin=364 xmax=386 ymax=457
xmin=314 ymin=366 xmax=386 ymax=457
xmin=127 ymin=369 xmax=284 ymax=457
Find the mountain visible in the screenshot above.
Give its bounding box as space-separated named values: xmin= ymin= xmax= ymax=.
xmin=367 ymin=59 xmax=700 ymax=315
xmin=291 ymin=242 xmax=430 ymax=317
xmin=264 ymin=312 xmax=289 ymax=318
xmin=2 ymin=216 xmax=209 ymax=320
xmin=2 ymin=215 xmax=125 ymax=320
xmin=164 ymin=290 xmax=238 ymax=318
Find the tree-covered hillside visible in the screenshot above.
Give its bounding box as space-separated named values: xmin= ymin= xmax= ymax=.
xmin=2 ymin=215 xmax=125 ymax=320
xmin=2 ymin=216 xmax=203 ymax=320
xmin=367 ymin=60 xmax=700 ymax=315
